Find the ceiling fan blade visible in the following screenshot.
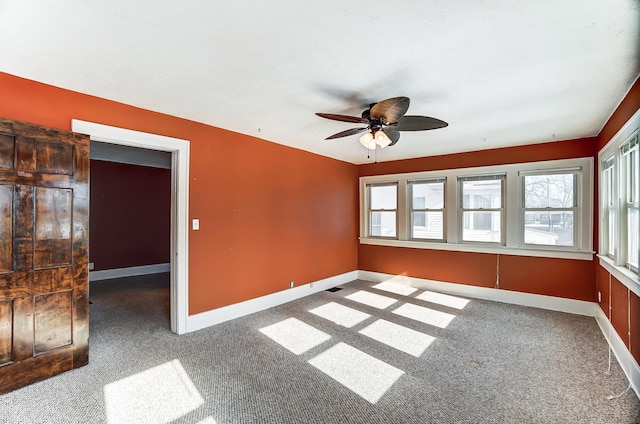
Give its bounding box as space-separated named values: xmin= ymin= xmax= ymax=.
xmin=382 ymin=127 xmax=400 ymax=146
xmin=325 ymin=127 xmax=369 ymax=140
xmin=315 ymin=113 xmax=369 ymax=124
xmin=370 ymin=97 xmax=410 ymax=123
xmin=393 ymin=115 xmax=449 ymax=131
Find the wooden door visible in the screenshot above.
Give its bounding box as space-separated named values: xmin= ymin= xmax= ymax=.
xmin=0 ymin=117 xmax=89 ymax=394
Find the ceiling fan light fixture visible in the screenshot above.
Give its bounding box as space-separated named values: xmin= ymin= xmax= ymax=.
xmin=316 ymin=96 xmax=448 ymax=151
xmin=374 ymin=130 xmax=392 ymax=148
xmin=359 ymin=132 xmax=376 ymax=150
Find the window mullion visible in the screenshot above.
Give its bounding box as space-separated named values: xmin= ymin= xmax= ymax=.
xmin=398 ymin=179 xmax=408 ymax=240
xmin=446 ymin=176 xmax=458 ymax=243
xmin=617 ymin=148 xmax=629 ymax=267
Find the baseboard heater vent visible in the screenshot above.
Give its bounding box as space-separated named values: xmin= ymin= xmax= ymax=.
xmin=325 ymin=287 xmax=343 ymax=293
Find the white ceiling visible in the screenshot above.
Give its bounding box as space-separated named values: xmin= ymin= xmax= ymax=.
xmin=1 ymin=1 xmax=638 ymax=164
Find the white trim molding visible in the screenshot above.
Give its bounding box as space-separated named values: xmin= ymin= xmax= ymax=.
xmin=358 ymin=271 xmax=596 ymax=316
xmin=72 ymin=119 xmax=190 ymax=334
xmin=90 ymin=263 xmax=171 ymax=282
xmin=599 ymin=256 xmax=640 ymax=298
xmin=595 ymin=305 xmax=640 ymax=398
xmin=186 ymin=271 xmax=358 ymax=333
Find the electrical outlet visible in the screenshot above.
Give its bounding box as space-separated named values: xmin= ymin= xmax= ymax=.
xmin=88 ymin=262 xmax=94 ymax=270
xmin=289 ymin=280 xmax=294 ymax=288
xmin=597 ymin=291 xmax=602 ymax=303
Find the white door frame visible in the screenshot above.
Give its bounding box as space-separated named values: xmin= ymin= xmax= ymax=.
xmin=72 ymin=119 xmax=190 ymax=334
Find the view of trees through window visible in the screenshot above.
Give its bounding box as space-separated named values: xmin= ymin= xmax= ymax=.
xmin=361 ymin=157 xmax=593 ymax=258
xmin=523 ymin=174 xmax=576 ymax=247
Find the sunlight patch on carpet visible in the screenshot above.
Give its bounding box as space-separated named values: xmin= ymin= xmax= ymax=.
xmin=358 ymin=319 xmax=436 ymax=357
xmin=415 ymin=291 xmax=470 ymax=310
xmin=372 ymin=281 xmax=418 ymax=296
xmin=308 ymin=342 xmax=404 ymax=404
xmin=104 ymin=359 xmax=203 ymax=424
xmin=345 ymin=290 xmax=398 ymax=309
xmin=392 ymin=303 xmax=456 ymax=328
xmin=259 ymin=317 xmax=331 ymax=355
xmin=309 ymin=302 xmax=371 ymax=328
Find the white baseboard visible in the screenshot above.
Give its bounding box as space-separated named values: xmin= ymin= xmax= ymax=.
xmin=594 ymin=306 xmax=640 ymax=398
xmin=89 ymin=263 xmax=171 ymax=282
xmin=357 ymin=271 xmax=596 ymax=316
xmin=185 ymin=270 xmax=358 ymax=333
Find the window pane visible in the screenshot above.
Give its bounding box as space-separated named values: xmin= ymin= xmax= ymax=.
xmin=524 ymin=174 xmax=575 ymax=208
xmin=608 ymin=209 xmax=616 ymax=256
xmin=462 ymin=180 xmax=501 ymax=208
xmin=627 ymin=207 xmax=638 ymax=269
xmin=370 ymin=211 xmax=396 ymax=237
xmin=370 ymin=185 xmax=397 ymax=209
xmin=462 ymin=211 xmax=501 ymax=242
xmin=625 ymin=147 xmax=638 ymax=203
xmin=412 ymin=182 xmax=444 ymax=209
xmin=412 ymin=211 xmax=443 ymax=240
xmin=524 ymin=211 xmax=574 ymax=246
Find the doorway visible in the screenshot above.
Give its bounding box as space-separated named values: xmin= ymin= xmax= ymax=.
xmin=71 ymin=120 xmax=190 ymax=334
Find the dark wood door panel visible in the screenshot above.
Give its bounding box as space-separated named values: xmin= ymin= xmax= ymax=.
xmin=0 ymin=347 xmax=73 ymax=394
xmin=13 ymin=184 xmax=34 ymax=272
xmin=35 ymin=140 xmax=74 ymax=175
xmin=0 ymin=134 xmax=14 ymax=169
xmin=0 ymin=300 xmax=11 ymax=365
xmin=15 ymin=136 xmax=35 ymax=173
xmin=11 ymin=293 xmax=34 ymax=362
xmin=34 ymin=291 xmax=72 ymax=354
xmin=35 ymin=187 xmax=72 ymax=268
xmin=0 ymin=184 xmax=12 ymax=272
xmin=0 ymin=117 xmax=89 ymax=394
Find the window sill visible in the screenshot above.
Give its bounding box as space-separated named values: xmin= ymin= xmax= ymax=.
xmin=598 ymin=255 xmax=640 ymax=297
xmin=359 ymin=237 xmax=595 ymax=261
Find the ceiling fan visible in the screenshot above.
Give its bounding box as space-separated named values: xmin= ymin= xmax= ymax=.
xmin=316 ymin=96 xmax=448 ymax=150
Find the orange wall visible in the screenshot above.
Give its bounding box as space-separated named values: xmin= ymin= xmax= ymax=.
xmin=595 ymin=75 xmax=640 ymax=365
xmin=0 ymin=72 xmax=359 ymax=314
xmin=358 ymin=138 xmax=598 ymax=301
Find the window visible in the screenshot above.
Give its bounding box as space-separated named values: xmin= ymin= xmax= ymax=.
xmin=598 ymin=111 xmax=640 ymax=295
xmin=459 ymin=175 xmax=504 ymax=243
xmin=622 ymin=136 xmax=638 ymax=271
xmin=367 ymin=183 xmax=397 ymax=238
xmin=409 ymin=178 xmax=445 ymax=241
xmin=522 ymin=172 xmax=577 ymax=247
xmin=602 ymin=157 xmax=616 ymax=257
xmin=360 ymin=157 xmax=593 ymax=260
xmin=600 ymin=131 xmax=639 ymax=276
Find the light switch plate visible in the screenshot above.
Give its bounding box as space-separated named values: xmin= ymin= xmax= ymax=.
xmin=192 ymin=219 xmax=200 ymax=230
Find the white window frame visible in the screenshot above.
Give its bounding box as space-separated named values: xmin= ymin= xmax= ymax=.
xmin=519 ymin=169 xmax=580 ymax=249
xmin=601 ymin=156 xmax=616 ymax=258
xmin=598 ymin=108 xmax=640 ymax=297
xmin=365 ymin=182 xmax=398 ymax=239
xmin=621 ymin=136 xmax=639 ymax=272
xmin=360 ymin=157 xmax=594 ymax=261
xmin=408 ymin=178 xmax=446 ymax=242
xmin=458 ymin=174 xmax=505 ymax=245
